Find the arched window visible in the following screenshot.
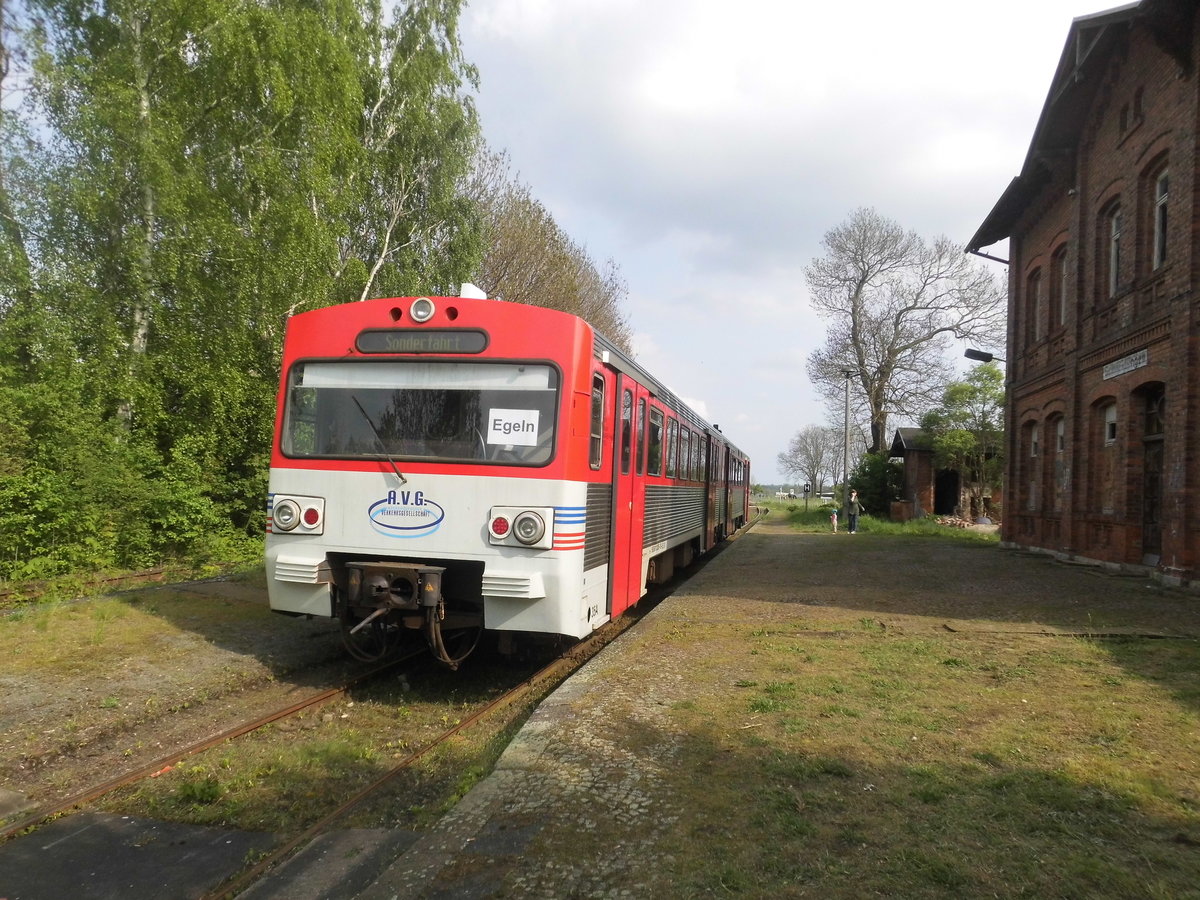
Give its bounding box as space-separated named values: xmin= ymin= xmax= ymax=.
xmin=1093 ymin=401 xmax=1117 ymax=514
xmin=1104 ymin=203 xmax=1123 ymax=298
xmin=1024 ymin=422 xmax=1041 ymax=511
xmin=1050 ymin=245 xmax=1069 ymax=330
xmin=1153 ymin=168 xmax=1169 ymax=270
xmin=1049 ymin=416 xmax=1066 ymax=513
xmin=1026 ymin=269 xmax=1044 ymax=344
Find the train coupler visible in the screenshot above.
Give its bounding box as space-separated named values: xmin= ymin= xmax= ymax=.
xmin=345 ymin=562 xmax=447 ymax=612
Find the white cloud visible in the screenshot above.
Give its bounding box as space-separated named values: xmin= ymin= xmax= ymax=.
xmin=463 ymin=0 xmax=1090 ymax=480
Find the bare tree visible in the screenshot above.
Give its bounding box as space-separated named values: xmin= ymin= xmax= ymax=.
xmin=465 ymin=146 xmax=632 ymax=350
xmin=777 ymin=425 xmax=842 ymax=495
xmin=805 ymin=208 xmax=1006 ymax=454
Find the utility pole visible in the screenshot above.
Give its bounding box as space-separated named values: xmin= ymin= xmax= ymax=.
xmin=842 ymin=369 xmax=854 ymax=507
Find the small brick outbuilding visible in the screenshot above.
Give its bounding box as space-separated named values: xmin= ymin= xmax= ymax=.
xmin=889 ymin=428 xmax=1001 ymax=521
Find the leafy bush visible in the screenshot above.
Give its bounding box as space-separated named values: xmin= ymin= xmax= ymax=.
xmin=849 ymin=453 xmax=903 ymax=515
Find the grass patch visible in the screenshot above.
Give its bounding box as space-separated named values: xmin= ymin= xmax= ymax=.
xmin=652 ymin=610 xmax=1200 ymax=899
xmin=759 ymin=499 xmax=999 ymax=542
xmin=95 ymin=654 xmax=548 ymax=834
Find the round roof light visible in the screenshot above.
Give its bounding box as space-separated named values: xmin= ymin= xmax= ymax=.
xmin=410 ymin=297 xmax=436 ymax=322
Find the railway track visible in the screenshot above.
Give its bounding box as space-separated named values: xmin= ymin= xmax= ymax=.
xmin=0 ymin=567 xmax=170 ymax=603
xmin=204 ymin=609 xmax=645 ymax=900
xmin=205 ymin=520 xmax=763 ymax=899
xmin=0 ymin=587 xmax=654 ymax=899
xmin=0 ymin=517 xmax=762 ymax=897
xmin=0 ymin=650 xmax=426 ymax=845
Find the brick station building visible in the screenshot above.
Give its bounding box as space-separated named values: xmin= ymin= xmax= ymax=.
xmin=968 ymin=0 xmax=1200 ymax=583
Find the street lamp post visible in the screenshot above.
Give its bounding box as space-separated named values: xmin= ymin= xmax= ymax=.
xmin=842 ymin=369 xmax=854 ymax=507
xmin=964 ymin=348 xmax=1006 ymax=363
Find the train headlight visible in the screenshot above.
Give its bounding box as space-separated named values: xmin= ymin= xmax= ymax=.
xmin=410 ymin=297 xmax=436 ymax=322
xmin=487 ymin=506 xmax=554 ymax=549
xmin=513 ymin=511 xmax=545 ymax=545
xmin=269 ymin=494 xmax=326 ymax=535
xmin=273 ymin=498 xmax=301 ymax=531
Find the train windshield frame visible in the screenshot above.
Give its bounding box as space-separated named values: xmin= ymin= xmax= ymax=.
xmin=281 ymin=359 xmax=560 ymax=466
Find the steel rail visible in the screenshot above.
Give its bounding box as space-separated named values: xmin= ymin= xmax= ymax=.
xmin=204 ymin=603 xmax=647 ymax=900
xmin=0 ymin=650 xmax=424 ymax=844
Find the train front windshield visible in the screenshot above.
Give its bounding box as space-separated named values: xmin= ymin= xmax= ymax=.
xmin=281 ymin=360 xmax=559 ymax=465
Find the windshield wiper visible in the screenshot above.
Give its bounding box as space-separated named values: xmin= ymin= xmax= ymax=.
xmin=351 ymin=395 xmax=407 ymax=485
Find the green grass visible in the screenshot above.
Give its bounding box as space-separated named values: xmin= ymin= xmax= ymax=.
xmin=758 ymin=498 xmax=999 ymax=542
xmin=657 ymin=621 xmax=1200 ymax=899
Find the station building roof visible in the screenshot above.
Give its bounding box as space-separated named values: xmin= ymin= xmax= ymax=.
xmin=967 ymin=0 xmax=1194 ymax=253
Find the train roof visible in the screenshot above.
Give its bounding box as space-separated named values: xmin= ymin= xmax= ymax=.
xmin=291 ymin=292 xmax=749 ymax=463
xmin=591 ymin=327 xmax=748 ymax=461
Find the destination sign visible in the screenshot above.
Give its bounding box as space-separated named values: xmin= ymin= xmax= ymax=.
xmin=356 ymin=329 xmax=488 ymax=355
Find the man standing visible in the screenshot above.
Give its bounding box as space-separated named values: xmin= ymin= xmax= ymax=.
xmin=847 ymin=490 xmax=863 ymax=534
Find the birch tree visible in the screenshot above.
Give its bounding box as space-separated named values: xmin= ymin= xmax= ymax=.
xmin=331 ymin=0 xmax=482 ymax=306
xmin=2 ymin=0 xmax=483 ymax=574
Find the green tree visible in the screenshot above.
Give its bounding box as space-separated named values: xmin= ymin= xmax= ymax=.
xmin=332 ymin=0 xmax=483 ymax=305
xmin=919 ymin=362 xmax=1004 ymax=519
xmin=1 ymin=0 xmax=483 ymax=577
xmin=847 ymin=451 xmax=903 ymax=517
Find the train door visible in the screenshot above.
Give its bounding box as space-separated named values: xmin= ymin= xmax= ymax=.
xmin=609 ymin=374 xmax=648 ymax=616
xmin=714 ymin=441 xmax=728 ymax=540
xmin=702 ymin=433 xmax=715 ymax=549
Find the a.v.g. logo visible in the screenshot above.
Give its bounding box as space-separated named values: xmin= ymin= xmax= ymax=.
xmin=368 ymin=489 xmax=445 ymax=538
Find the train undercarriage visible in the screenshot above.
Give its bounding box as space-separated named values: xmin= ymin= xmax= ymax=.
xmin=330 ymin=555 xmax=484 ymax=669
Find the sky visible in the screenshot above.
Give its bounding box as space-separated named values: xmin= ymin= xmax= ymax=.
xmin=459 ymin=0 xmax=1101 ymax=483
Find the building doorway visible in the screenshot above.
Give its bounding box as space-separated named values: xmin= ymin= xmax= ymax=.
xmin=1141 ymin=385 xmax=1164 ymax=565
xmin=934 ymin=469 xmax=960 ymax=516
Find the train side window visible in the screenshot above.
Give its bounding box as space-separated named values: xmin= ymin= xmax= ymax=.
xmin=666 ymin=418 xmax=678 ymax=477
xmin=648 ymin=407 xmax=664 ymax=475
xmin=620 ymin=389 xmax=632 ymax=475
xmin=636 ymin=398 xmax=646 ymax=475
xmin=590 ymin=374 xmax=605 ymax=470
xmin=680 ymin=429 xmax=691 ymax=481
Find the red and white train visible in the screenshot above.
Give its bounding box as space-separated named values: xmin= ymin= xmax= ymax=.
xmin=265 ymin=292 xmax=750 ymax=666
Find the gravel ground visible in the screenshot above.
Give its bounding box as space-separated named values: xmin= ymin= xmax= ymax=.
xmin=3 ymin=521 xmax=1199 ymax=899
xmin=331 ymin=519 xmax=1200 ymax=898
xmin=0 ymin=575 xmax=348 ymax=818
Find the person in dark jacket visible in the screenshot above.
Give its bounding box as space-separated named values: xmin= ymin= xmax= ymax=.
xmin=847 ymin=490 xmax=863 ymax=534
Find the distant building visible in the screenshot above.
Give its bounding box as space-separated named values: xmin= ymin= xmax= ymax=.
xmin=889 ymin=428 xmax=1000 ymax=520
xmin=968 ymin=0 xmax=1199 ymax=582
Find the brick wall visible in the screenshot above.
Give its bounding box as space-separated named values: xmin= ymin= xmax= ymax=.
xmin=1002 ymin=5 xmax=1199 ymax=581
